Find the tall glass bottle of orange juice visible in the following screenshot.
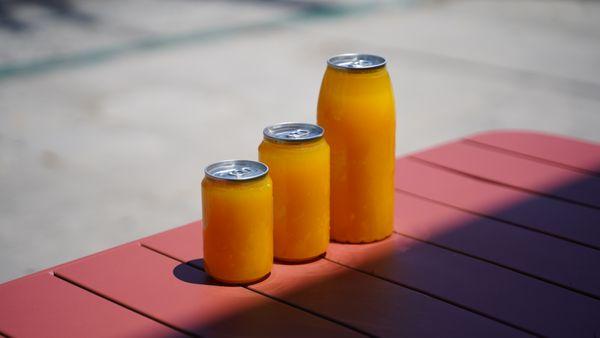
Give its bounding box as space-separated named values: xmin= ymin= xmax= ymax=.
xmin=317 ymin=54 xmax=395 ymax=243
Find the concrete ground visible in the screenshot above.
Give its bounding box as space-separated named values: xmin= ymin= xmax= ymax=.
xmin=1 ymin=0 xmax=599 ymax=283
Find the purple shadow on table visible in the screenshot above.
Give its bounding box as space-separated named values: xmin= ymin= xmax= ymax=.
xmin=135 ymin=159 xmax=600 ymax=337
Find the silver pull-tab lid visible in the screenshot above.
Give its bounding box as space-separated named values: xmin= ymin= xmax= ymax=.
xmin=327 ymin=53 xmax=386 ymax=70
xmin=205 ymin=160 xmax=269 ymax=181
xmin=263 ymin=122 xmax=324 ymax=144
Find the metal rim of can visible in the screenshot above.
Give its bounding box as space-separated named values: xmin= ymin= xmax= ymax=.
xmin=204 ymin=160 xmax=269 ymax=182
xmin=263 ymin=122 xmax=324 ymax=144
xmin=327 ymin=53 xmax=386 ymax=71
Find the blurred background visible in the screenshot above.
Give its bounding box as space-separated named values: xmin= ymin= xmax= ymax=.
xmin=1 ymin=0 xmax=600 ymax=283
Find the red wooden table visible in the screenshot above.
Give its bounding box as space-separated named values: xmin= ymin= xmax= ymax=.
xmin=2 ymin=130 xmax=600 ymax=338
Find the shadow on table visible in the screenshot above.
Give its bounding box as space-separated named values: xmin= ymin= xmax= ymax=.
xmin=172 ymin=259 xmax=220 ymax=286
xmin=164 ymin=166 xmax=600 ymax=337
xmin=173 ymin=259 xmax=272 ymax=287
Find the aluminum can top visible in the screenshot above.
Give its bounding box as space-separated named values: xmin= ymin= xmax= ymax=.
xmin=327 ymin=53 xmax=386 ymax=71
xmin=263 ymin=122 xmax=324 ymax=144
xmin=205 ymin=160 xmax=268 ymax=182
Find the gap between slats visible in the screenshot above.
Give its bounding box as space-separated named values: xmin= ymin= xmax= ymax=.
xmin=139 ymin=244 xmax=374 ymax=338
xmin=141 ymin=244 xmax=538 ymax=337
xmin=463 ymin=138 xmax=600 ymax=178
xmin=51 ymin=268 xmax=199 ymax=337
xmin=407 ymin=156 xmax=600 ymax=211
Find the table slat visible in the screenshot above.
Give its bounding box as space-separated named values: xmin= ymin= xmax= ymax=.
xmin=54 ymin=243 xmax=360 ymax=338
xmin=395 ymin=158 xmax=600 ymax=249
xmin=413 ymin=140 xmax=600 ymax=208
xmin=0 ymin=273 xmax=183 ymax=338
xmin=468 ymin=131 xmax=600 ymax=175
xmin=143 ymin=223 xmax=531 ymax=338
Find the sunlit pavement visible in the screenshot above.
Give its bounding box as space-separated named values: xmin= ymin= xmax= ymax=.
xmin=1 ymin=0 xmax=599 ymax=282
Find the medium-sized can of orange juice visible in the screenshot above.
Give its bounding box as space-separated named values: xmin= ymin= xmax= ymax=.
xmin=202 ymin=160 xmax=273 ymax=284
xmin=259 ymin=123 xmax=330 ymax=262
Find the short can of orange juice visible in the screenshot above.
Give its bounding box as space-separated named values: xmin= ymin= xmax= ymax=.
xmin=259 ymin=123 xmax=330 ymax=262
xmin=202 ymin=160 xmax=273 ymax=284
xmin=317 ymin=53 xmax=395 ymax=243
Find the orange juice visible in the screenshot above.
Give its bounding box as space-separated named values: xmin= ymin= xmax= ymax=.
xmin=202 ymin=160 xmax=273 ymax=284
xmin=317 ymin=54 xmax=395 ymax=243
xmin=259 ymin=123 xmax=330 ymax=262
